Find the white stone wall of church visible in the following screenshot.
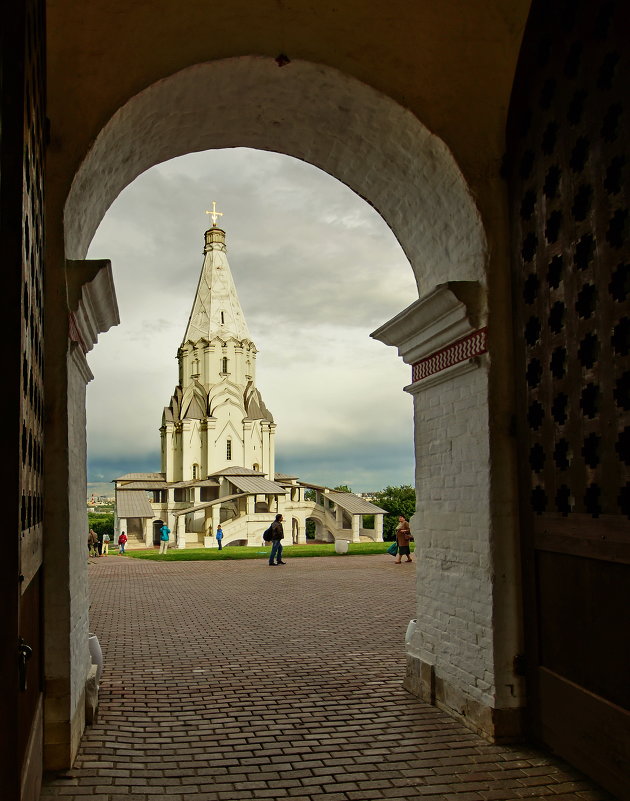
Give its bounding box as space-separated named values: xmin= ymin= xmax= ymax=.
xmin=410 ymin=364 xmax=496 ymax=707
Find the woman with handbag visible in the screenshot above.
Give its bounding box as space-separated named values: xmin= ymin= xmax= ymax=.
xmin=394 ymin=515 xmax=413 ymax=564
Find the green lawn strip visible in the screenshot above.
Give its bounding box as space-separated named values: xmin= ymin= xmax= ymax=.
xmin=125 ymin=541 xmax=414 ymax=561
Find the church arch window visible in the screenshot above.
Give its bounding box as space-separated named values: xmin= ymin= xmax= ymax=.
xmin=222 ymin=356 xmax=228 ymax=374
xmin=220 ymin=311 xmax=225 ymax=324
xmin=192 ymin=463 xmax=199 ymax=480
xmin=253 ymin=462 xmax=259 ymax=471
xmin=226 ymin=439 xmax=232 ymax=460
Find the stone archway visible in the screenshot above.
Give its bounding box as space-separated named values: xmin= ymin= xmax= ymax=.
xmin=58 ymin=55 xmax=522 ymax=753
xmin=64 ymin=57 xmax=486 ymax=296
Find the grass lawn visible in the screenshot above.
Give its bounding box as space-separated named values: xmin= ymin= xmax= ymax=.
xmin=125 ymin=541 xmax=414 ymax=562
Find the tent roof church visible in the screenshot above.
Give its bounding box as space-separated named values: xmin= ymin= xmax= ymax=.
xmin=114 ymin=206 xmax=386 ymax=550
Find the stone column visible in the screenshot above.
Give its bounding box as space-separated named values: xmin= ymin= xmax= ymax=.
xmin=181 ymin=420 xmax=192 ymax=480
xmin=44 ymin=260 xmax=119 ymax=770
xmin=143 ymin=519 xmax=152 ymax=548
xmin=295 ymin=517 xmax=307 ymax=545
xmin=261 ymin=423 xmax=270 ymax=478
xmin=161 ymin=423 xmax=174 ymax=481
xmin=176 ymin=516 xmax=186 ymax=549
xmin=374 ymin=515 xmax=384 ymax=542
xmin=242 ymin=420 xmax=253 ymax=469
xmin=351 ymin=515 xmax=361 ymax=543
xmin=211 ymin=504 xmax=221 ymax=538
xmin=268 ymin=423 xmax=276 ymax=479
xmin=371 ymin=282 xmax=524 ymax=742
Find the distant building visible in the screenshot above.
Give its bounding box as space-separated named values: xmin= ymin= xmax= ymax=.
xmin=114 ymin=220 xmax=385 ymax=548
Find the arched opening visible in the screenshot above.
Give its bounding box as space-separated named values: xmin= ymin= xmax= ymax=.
xmin=152 ymin=519 xmax=164 ymax=547
xmin=61 ymin=54 xmax=521 ymax=765
xmin=291 ymin=517 xmax=299 ymax=544
xmin=64 ymin=57 xmax=486 ymax=288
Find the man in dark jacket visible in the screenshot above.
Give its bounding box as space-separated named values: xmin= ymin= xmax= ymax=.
xmin=269 ymin=513 xmax=285 ymax=566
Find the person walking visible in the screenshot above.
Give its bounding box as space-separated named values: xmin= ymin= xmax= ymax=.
xmin=159 ymin=523 xmax=171 ymax=554
xmin=394 ymin=515 xmax=413 ymax=564
xmin=216 ymin=524 xmax=224 ymax=550
xmin=268 ymin=513 xmax=285 ymax=566
xmin=88 ymin=529 xmax=98 ymax=557
xmin=102 ymin=532 xmax=110 ymax=555
xmin=118 ymin=531 xmax=128 ymax=555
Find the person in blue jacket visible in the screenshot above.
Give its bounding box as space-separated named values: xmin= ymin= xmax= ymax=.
xmin=216 ymin=524 xmax=224 ymax=550
xmin=159 ymin=523 xmax=171 ymax=554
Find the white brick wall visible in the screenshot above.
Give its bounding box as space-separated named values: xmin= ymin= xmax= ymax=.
xmin=410 ymin=364 xmax=496 ymax=706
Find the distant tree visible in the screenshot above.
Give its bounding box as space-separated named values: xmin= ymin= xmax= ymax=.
xmin=305 ymin=520 xmax=316 ymax=539
xmin=372 ymin=484 xmax=416 ymax=540
xmin=304 ymin=489 xmax=316 ymax=501
xmin=88 ymin=512 xmax=114 ymax=538
xmin=333 ymin=484 xmax=352 ymax=493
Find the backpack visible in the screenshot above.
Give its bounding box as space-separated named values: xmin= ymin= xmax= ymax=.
xmin=262 ymin=525 xmax=273 ymax=542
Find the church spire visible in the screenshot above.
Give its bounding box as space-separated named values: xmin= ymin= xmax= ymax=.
xmin=182 ymin=208 xmax=251 ymax=345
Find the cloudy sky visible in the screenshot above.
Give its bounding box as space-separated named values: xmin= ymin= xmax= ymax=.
xmin=85 ymin=148 xmax=417 ymax=497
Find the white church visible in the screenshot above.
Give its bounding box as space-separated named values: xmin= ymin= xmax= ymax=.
xmin=114 ymin=210 xmax=386 ymax=549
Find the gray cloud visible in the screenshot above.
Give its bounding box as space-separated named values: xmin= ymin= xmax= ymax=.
xmin=86 ymin=148 xmax=417 ymax=493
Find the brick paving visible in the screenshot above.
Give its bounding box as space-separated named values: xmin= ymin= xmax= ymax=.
xmin=41 ymin=555 xmax=615 ymax=801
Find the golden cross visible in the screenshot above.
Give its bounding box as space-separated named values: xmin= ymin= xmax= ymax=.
xmin=205 ymin=201 xmax=224 ymax=227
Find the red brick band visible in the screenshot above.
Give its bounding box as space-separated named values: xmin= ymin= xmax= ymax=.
xmin=412 ymin=327 xmax=488 ymax=383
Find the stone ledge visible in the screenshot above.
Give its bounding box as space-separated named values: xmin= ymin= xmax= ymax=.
xmin=403 ymin=653 xmax=524 ymax=743
xmin=370 ymin=281 xmax=485 ymax=366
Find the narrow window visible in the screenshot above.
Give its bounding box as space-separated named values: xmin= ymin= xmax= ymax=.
xmin=226 ymin=439 xmax=232 ymax=460
xmin=222 ymin=356 xmax=228 ymax=373
xmin=192 ymin=464 xmax=198 ymax=480
xmin=220 ymin=311 xmax=225 ymax=324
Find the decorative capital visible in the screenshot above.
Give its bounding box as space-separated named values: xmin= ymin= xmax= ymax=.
xmin=371 ymin=281 xmax=488 ymax=391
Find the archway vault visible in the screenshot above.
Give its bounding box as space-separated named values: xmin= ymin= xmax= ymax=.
xmin=56 ymin=51 xmax=521 ymax=763
xmin=65 ymin=56 xmax=486 ymax=295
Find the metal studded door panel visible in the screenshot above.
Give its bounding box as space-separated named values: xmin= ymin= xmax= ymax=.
xmin=507 ymin=0 xmax=629 ymax=797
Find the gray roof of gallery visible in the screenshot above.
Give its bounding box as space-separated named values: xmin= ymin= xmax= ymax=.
xmin=227 ymin=475 xmax=288 ymax=495
xmin=116 ymin=490 xmax=155 ymax=518
xmin=114 ymin=472 xmax=165 ymax=482
xmin=208 ymin=466 xmax=265 ymax=477
xmin=324 ymin=491 xmax=387 ymax=515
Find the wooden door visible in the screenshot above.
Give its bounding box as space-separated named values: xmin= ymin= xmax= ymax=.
xmin=507 ymin=1 xmax=629 ymax=798
xmin=0 ymin=1 xmax=46 ymax=798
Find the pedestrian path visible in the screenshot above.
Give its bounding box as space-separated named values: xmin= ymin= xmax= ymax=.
xmin=41 ymin=555 xmax=614 ymax=800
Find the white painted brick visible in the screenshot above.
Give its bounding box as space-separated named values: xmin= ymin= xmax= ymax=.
xmin=411 ymin=364 xmax=498 ymax=707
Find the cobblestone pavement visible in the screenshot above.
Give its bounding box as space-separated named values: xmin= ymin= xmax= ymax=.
xmin=41 ymin=554 xmax=614 ymax=801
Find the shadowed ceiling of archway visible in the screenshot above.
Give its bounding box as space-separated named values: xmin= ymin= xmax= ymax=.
xmin=65 ymin=58 xmax=488 ymax=296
